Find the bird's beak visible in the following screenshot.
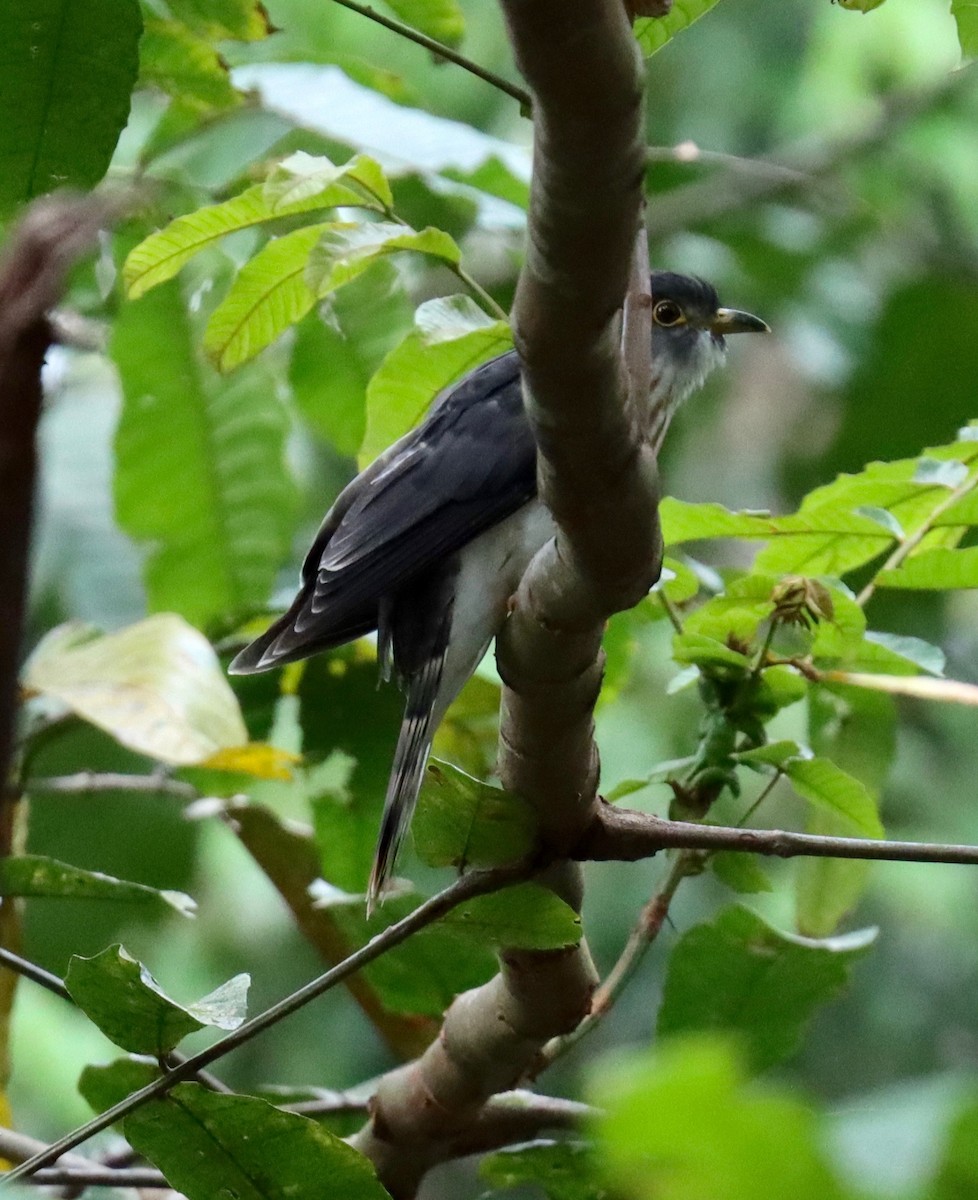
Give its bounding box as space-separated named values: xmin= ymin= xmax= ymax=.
xmin=710 ymin=308 xmax=770 ymax=335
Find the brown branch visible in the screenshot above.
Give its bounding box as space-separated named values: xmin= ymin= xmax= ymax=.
xmin=576 ymin=803 xmax=978 ymax=867
xmin=32 ymin=1166 xmax=169 ymax=1189
xmin=351 ymin=5 xmax=650 ymax=1198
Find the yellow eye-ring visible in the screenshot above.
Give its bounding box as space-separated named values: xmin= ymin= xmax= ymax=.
xmin=652 ymin=299 xmax=685 ymax=327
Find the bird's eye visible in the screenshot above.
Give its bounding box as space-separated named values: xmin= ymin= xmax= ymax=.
xmin=653 ymin=299 xmax=684 ymax=327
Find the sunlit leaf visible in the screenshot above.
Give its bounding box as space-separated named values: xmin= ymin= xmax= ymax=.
xmin=24 ymin=615 xmax=247 ymax=765
xmin=165 ymin=0 xmax=271 ymax=40
xmin=124 ymin=1084 xmax=390 ymax=1200
xmin=0 ymin=0 xmax=141 ymax=215
xmin=658 ymin=906 xmax=876 ymax=1072
xmin=263 ymin=150 xmax=393 ymax=213
xmin=952 ymin=0 xmax=978 ymax=55
xmin=876 ymin=546 xmax=978 ymax=590
xmin=199 ymin=744 xmax=299 ymax=780
xmin=383 ymin=0 xmax=465 ymax=46
xmin=633 ymin=1 xmax=724 ymax=57
xmin=66 ymin=946 xmax=248 ymax=1055
xmin=306 ymin=222 xmax=461 ymax=299
xmin=360 ymin=294 xmax=511 ymax=465
xmin=204 ymin=224 xmax=328 ymax=371
xmin=0 ymin=856 xmax=195 ymax=917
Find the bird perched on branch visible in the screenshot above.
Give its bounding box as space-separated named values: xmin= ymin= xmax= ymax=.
xmin=230 ymin=271 xmax=768 ymax=910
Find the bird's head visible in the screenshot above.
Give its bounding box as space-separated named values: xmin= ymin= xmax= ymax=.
xmin=644 ymin=271 xmax=769 ymax=444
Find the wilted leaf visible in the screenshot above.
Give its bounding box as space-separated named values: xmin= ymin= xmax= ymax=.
xmin=66 ymin=946 xmax=248 ymax=1055
xmin=24 ymin=615 xmax=247 ymax=765
xmin=124 ymin=1084 xmax=390 ymax=1200
xmin=658 ymin=907 xmax=875 ymax=1072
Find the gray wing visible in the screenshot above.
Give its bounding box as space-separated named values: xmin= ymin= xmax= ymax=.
xmin=230 ymin=350 xmax=536 ymax=673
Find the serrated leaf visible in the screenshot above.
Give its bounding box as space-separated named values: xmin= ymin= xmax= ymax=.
xmin=633 ymin=0 xmax=724 ymax=57
xmin=658 ymin=907 xmax=875 ymax=1072
xmin=413 ymin=760 xmax=536 ymax=868
xmin=481 ymin=1141 xmax=601 ymax=1200
xmin=123 ymin=1084 xmax=390 ymax=1200
xmin=139 ymin=18 xmax=241 ymax=113
xmin=593 ymin=1037 xmax=851 ymax=1200
xmin=360 ymin=294 xmax=511 ymax=465
xmin=0 ymin=0 xmax=141 ymax=216
xmin=0 ymin=856 xmax=195 ymax=917
xmin=66 ymin=946 xmax=249 ymax=1055
xmin=783 ymin=757 xmax=882 ymax=838
xmin=306 ymin=222 xmax=461 ymax=299
xmin=877 ymin=546 xmax=978 ymax=590
xmin=123 ymin=182 xmax=363 ymax=299
xmin=24 ymin=615 xmax=247 ymax=765
xmin=384 ymin=0 xmax=465 ymax=46
xmin=204 ymin=224 xmax=328 ymax=371
xmin=445 ymin=884 xmax=581 ymax=949
xmin=113 ymin=282 xmax=296 ymax=628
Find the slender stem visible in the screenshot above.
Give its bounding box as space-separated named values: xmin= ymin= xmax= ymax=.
xmin=856 ymin=469 xmax=978 ymax=607
xmin=451 ymin=264 xmax=509 ymax=321
xmin=32 ymin=1166 xmax=168 ymax=1188
xmin=23 ymin=771 xmax=198 ymax=801
xmin=736 ymin=770 xmax=783 ymax=828
xmin=538 ymin=850 xmax=695 ymax=1069
xmin=327 ymin=0 xmax=531 ymax=111
xmin=659 ymin=591 xmax=684 ymax=633
xmin=1 ymin=862 xmax=530 ymax=1185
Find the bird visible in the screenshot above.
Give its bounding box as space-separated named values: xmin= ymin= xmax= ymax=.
xmin=229 ymin=271 xmax=769 ymax=910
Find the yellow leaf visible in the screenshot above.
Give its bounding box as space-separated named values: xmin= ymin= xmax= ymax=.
xmin=200 ymin=744 xmax=301 ymax=781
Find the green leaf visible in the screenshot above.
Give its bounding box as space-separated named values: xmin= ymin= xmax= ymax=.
xmin=657 ymin=907 xmax=876 ymax=1072
xmin=383 ymin=0 xmax=465 ymax=46
xmin=323 ymin=890 xmax=498 ymax=1018
xmin=711 ymin=853 xmax=773 ymax=895
xmin=23 ymin=615 xmax=247 ymax=765
xmin=204 ymin=224 xmax=327 ymax=371
xmin=306 ymin=222 xmax=462 ymax=300
xmin=123 ymin=180 xmax=364 ymax=299
xmin=0 ymin=0 xmax=141 ymax=215
xmin=783 ymin=757 xmax=883 ymax=838
xmin=139 ymin=18 xmax=241 ymax=113
xmin=734 ymin=740 xmax=805 ymax=768
xmin=877 ymin=546 xmax=978 ymax=590
xmin=633 ymin=1 xmax=724 ymax=57
xmin=360 ymin=294 xmax=511 ymax=465
xmin=592 ymin=1037 xmax=851 ymax=1200
xmin=263 ymin=151 xmax=393 ymax=213
xmin=445 ymin=883 xmax=581 ymax=949
xmin=672 ymin=632 xmax=751 ymax=672
xmin=413 ymin=760 xmax=536 ymax=869
xmin=442 ymin=155 xmax=531 ymax=210
xmin=951 ymin=0 xmax=978 ymax=54
xmin=113 ymin=283 xmax=296 ymax=628
xmin=481 ymin=1141 xmax=602 ymax=1200
xmin=66 ymin=946 xmax=249 ymax=1056
xmin=932 ymin=1098 xmax=978 ymax=1198
xmin=165 ymin=0 xmax=271 ymax=40
xmin=123 ymin=1084 xmax=390 ymax=1200
xmin=289 ymin=261 xmax=413 ymax=457
xmin=79 ymin=1056 xmax=161 ymax=1114
xmin=0 ymin=856 xmax=195 ymax=917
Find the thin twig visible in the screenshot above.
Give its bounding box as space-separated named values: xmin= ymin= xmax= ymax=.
xmin=23 ymin=772 xmax=198 ymax=801
xmin=1 ymin=861 xmax=531 ymax=1185
xmin=577 ymin=804 xmax=978 ymax=867
xmin=32 ymin=1166 xmax=169 ymax=1188
xmin=327 ymin=0 xmax=531 ymax=111
xmin=538 ymin=849 xmax=695 ymax=1069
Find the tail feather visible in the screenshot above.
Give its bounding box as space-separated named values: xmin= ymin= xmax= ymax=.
xmin=367 ymin=653 xmax=443 ymax=914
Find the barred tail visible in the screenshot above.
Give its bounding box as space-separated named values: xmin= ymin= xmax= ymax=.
xmin=366 ymin=653 xmax=443 ymax=915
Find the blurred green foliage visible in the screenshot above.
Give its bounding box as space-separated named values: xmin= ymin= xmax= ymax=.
xmin=7 ymin=0 xmax=978 ymax=1197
